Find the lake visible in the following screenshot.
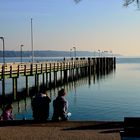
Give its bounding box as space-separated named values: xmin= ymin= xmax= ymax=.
xmin=1 ymin=57 xmax=140 ymax=121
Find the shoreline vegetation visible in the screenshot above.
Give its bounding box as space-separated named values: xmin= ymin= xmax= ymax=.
xmin=0 ymin=50 xmax=121 ymax=57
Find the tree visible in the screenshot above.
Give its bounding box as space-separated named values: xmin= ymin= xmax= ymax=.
xmin=123 ymin=0 xmax=139 ymax=7
xmin=74 ymin=0 xmax=140 ymax=7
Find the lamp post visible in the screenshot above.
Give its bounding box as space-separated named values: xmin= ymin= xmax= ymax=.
xmin=110 ymin=50 xmax=113 ymax=57
xmin=73 ymin=47 xmax=76 ymax=58
xmin=0 ymin=37 xmax=5 ymax=64
xmin=20 ymin=44 xmax=24 ymax=63
xmin=31 ymin=18 xmax=34 ymax=63
xmin=70 ymin=49 xmax=72 ymax=57
xmin=0 ymin=37 xmax=5 ymax=97
xmin=98 ymin=49 xmax=100 ymax=57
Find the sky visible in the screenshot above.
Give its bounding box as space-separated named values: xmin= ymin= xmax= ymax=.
xmin=0 ymin=0 xmax=140 ymax=56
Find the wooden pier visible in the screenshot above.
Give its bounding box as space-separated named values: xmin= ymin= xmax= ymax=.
xmin=0 ymin=57 xmax=116 ymax=102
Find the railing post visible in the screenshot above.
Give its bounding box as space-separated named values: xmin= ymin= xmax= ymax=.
xmin=10 ymin=65 xmax=12 ymax=77
xmin=17 ymin=65 xmax=20 ymax=77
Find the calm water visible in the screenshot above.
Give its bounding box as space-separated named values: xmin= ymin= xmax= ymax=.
xmin=1 ymin=57 xmax=140 ymax=121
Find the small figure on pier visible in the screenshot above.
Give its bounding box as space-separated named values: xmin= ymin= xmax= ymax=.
xmin=31 ymin=87 xmax=51 ymax=121
xmin=52 ymin=88 xmax=71 ymax=121
xmin=0 ymin=104 xmax=13 ymax=120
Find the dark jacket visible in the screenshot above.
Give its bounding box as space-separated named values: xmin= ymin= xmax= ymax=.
xmin=52 ymin=96 xmax=68 ymax=121
xmin=31 ymin=93 xmax=51 ymax=120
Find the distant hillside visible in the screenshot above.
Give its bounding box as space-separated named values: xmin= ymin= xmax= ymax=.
xmin=0 ymin=50 xmax=121 ymax=57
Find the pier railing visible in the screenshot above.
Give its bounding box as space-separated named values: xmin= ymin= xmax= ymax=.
xmin=0 ymin=58 xmax=91 ymax=79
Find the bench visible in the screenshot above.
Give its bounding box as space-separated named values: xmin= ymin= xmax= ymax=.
xmin=120 ymin=117 xmax=140 ymax=140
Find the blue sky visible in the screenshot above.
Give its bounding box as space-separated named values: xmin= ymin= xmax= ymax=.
xmin=0 ymin=0 xmax=140 ymax=56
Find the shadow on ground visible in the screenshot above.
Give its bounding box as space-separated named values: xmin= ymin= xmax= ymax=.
xmin=62 ymin=122 xmax=124 ymax=134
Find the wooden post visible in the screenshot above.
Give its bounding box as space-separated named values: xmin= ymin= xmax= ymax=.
xmin=17 ymin=65 xmax=20 ymax=77
xmin=46 ymin=73 xmax=48 ymax=88
xmin=54 ymin=71 xmax=57 ymax=86
xmin=49 ymin=72 xmax=51 ymax=86
xmin=113 ymin=57 xmax=116 ymax=69
xmin=2 ymin=78 xmax=5 ymax=98
xmin=35 ymin=74 xmax=39 ymax=94
xmin=10 ymin=65 xmax=12 ymax=78
xmin=42 ymin=73 xmax=45 ymax=86
xmin=49 ymin=63 xmax=52 ymax=85
xmin=30 ymin=63 xmax=33 ymax=75
xmin=60 ymin=63 xmax=63 ymax=84
xmin=41 ymin=64 xmax=43 ymax=73
xmin=24 ymin=65 xmax=26 ymax=76
xmin=64 ymin=70 xmax=68 ymax=82
xmin=96 ymin=58 xmax=100 ymax=74
xmin=25 ymin=76 xmax=29 ymax=96
xmin=88 ymin=58 xmax=91 ymax=75
xmin=1 ymin=65 xmax=5 ymax=102
xmin=13 ymin=77 xmax=17 ymax=100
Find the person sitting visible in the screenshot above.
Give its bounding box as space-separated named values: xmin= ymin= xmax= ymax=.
xmin=52 ymin=88 xmax=70 ymax=121
xmin=31 ymin=87 xmax=51 ymax=121
xmin=0 ymin=104 xmax=13 ymax=120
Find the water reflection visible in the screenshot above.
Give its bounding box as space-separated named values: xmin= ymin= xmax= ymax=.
xmin=0 ymin=66 xmax=115 ymax=120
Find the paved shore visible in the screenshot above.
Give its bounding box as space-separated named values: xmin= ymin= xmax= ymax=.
xmin=0 ymin=121 xmax=123 ymax=140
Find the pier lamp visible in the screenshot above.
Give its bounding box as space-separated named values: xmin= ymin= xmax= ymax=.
xmin=0 ymin=37 xmax=5 ymax=64
xmin=73 ymin=47 xmax=76 ymax=58
xmin=20 ymin=44 xmax=24 ymax=63
xmin=31 ymin=18 xmax=34 ymax=63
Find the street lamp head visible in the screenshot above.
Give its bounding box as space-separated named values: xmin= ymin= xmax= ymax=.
xmin=0 ymin=37 xmax=4 ymax=40
xmin=21 ymin=44 xmax=24 ymax=47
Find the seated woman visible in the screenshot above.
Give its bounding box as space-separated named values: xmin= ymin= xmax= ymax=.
xmin=52 ymin=88 xmax=70 ymax=121
xmin=0 ymin=104 xmax=13 ymax=120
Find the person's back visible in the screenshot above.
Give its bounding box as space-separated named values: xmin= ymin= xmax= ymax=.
xmin=31 ymin=90 xmax=51 ymax=121
xmin=52 ymin=89 xmax=69 ymax=121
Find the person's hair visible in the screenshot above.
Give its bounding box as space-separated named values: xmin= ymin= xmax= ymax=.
xmin=58 ymin=89 xmax=66 ymax=96
xmin=5 ymin=104 xmax=13 ymax=111
xmin=39 ymin=86 xmax=46 ymax=94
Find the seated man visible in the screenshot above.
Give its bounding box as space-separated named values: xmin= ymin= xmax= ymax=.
xmin=31 ymin=87 xmax=51 ymax=121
